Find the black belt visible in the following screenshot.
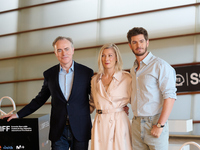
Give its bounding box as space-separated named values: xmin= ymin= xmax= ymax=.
xmin=96 ymin=108 xmax=124 ymax=114
xmin=66 ymin=119 xmax=70 ymax=125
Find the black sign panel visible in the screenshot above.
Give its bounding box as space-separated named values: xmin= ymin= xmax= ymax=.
xmin=0 ymin=119 xmax=38 ymax=150
xmin=0 ymin=114 xmax=50 ymax=150
xmin=174 ymin=65 xmax=200 ymax=93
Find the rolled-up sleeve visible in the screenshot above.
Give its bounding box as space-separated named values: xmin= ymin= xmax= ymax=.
xmin=159 ymin=63 xmax=177 ymax=100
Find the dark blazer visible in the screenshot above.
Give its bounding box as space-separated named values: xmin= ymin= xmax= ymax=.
xmin=17 ymin=61 xmax=94 ymax=142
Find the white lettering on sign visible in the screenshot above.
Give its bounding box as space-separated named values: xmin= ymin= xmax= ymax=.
xmin=0 ymin=126 xmax=10 ymax=132
xmin=190 ymin=73 xmax=200 ymax=85
xmin=16 ymin=145 xmax=25 ymax=149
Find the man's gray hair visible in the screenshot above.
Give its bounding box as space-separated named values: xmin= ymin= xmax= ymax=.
xmin=52 ymin=36 xmax=74 ymax=48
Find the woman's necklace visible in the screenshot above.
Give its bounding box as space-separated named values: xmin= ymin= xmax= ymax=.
xmin=103 ymin=81 xmax=111 ymax=87
xmin=102 ymin=75 xmax=113 ymax=90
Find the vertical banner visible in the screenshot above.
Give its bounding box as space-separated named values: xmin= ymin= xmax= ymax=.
xmin=174 ymin=65 xmax=200 ymax=93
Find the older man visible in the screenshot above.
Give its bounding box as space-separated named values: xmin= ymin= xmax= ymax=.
xmin=1 ymin=36 xmax=94 ymax=150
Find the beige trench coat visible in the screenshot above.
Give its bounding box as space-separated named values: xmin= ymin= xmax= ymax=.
xmin=90 ymin=71 xmax=132 ymax=150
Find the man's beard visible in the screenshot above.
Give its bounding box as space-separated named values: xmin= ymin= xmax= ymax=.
xmin=133 ymin=47 xmax=147 ymax=56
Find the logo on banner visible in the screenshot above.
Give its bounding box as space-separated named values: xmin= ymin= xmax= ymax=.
xmin=0 ymin=126 xmax=10 ymax=132
xmin=40 ymin=121 xmax=49 ymax=130
xmin=16 ymin=145 xmax=25 ymax=149
xmin=2 ymin=146 xmax=13 ymax=149
xmin=176 ymin=74 xmax=185 ymax=86
xmin=190 ymin=73 xmax=200 ymax=85
xmin=174 ymin=65 xmax=200 ymax=93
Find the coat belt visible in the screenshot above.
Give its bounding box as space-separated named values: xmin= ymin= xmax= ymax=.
xmin=96 ymin=108 xmax=124 ymax=114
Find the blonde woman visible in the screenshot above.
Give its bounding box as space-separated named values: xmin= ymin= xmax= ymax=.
xmin=90 ymin=43 xmax=132 ymax=150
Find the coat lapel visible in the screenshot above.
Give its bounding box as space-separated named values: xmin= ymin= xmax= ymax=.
xmin=55 ymin=64 xmax=67 ymax=102
xmin=96 ymin=71 xmax=122 ymax=103
xmin=67 ymin=62 xmax=78 ymax=102
xmin=107 ymin=71 xmax=122 ymax=94
xmin=96 ymin=74 xmax=111 ymax=102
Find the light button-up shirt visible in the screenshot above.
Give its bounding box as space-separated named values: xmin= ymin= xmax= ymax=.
xmin=130 ymin=52 xmax=177 ymax=117
xmin=59 ymin=61 xmax=74 ymax=101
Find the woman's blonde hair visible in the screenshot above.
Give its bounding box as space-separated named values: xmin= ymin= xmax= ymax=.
xmin=98 ymin=43 xmax=123 ymax=74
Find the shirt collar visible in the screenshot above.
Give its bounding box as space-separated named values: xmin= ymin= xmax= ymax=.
xmin=97 ymin=71 xmax=122 ymax=82
xmin=60 ymin=61 xmax=74 ymax=73
xmin=134 ymin=52 xmax=153 ymax=68
xmin=142 ymin=52 xmax=153 ymax=65
xmin=112 ymin=71 xmax=122 ymax=82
